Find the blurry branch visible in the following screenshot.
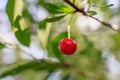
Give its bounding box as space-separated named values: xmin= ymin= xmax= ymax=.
xmin=39 ymin=59 xmax=100 ymax=80
xmin=0 ymin=58 xmax=99 ymax=80
xmin=0 ymin=33 xmax=37 ymax=61
xmin=63 ymin=0 xmax=86 ymax=15
xmin=0 ymin=33 xmax=100 ymax=79
xmin=63 ymin=0 xmax=120 ymax=31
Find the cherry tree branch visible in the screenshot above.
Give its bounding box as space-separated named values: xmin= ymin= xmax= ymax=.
xmin=63 ymin=0 xmax=86 ymax=15
xmin=0 ymin=33 xmax=101 ymax=79
xmin=63 ymin=0 xmax=120 ymax=31
xmin=0 ymin=33 xmax=38 ymax=61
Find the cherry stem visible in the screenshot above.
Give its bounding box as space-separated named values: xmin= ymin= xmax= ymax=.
xmin=67 ymin=14 xmax=74 ymax=39
xmin=68 ymin=25 xmax=71 ymax=39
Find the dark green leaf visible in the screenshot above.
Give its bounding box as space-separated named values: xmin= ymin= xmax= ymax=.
xmin=45 ymin=15 xmax=66 ymax=22
xmin=14 ymin=15 xmax=21 ymax=29
xmin=22 ymin=9 xmax=34 ymax=22
xmin=0 ymin=60 xmax=64 ymax=78
xmin=51 ymin=32 xmax=68 ymax=63
xmin=14 ymin=15 xmax=31 ymax=46
xmin=87 ymin=11 xmax=97 ymax=16
xmin=100 ymin=4 xmax=114 ymax=12
xmin=0 ymin=43 xmax=5 ymax=49
xmin=44 ymin=3 xmax=62 ymax=14
xmin=15 ymin=28 xmax=31 ymax=46
xmin=44 ymin=3 xmax=74 ymax=14
xmin=38 ymin=0 xmax=44 ymax=5
xmin=106 ymin=4 xmax=114 ymax=7
xmin=39 ymin=20 xmax=47 ymax=29
xmin=6 ymin=0 xmax=15 ymax=24
xmin=47 ymin=32 xmax=68 ymax=63
xmin=62 ymin=74 xmax=71 ymax=80
xmin=0 ymin=61 xmax=38 ymax=78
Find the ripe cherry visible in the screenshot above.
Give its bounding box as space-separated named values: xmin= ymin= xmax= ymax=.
xmin=58 ymin=38 xmax=77 ymax=55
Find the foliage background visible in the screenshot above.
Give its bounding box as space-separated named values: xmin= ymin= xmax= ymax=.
xmin=0 ymin=0 xmax=120 ymax=80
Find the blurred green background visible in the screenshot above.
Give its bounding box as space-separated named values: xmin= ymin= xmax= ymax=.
xmin=0 ymin=0 xmax=120 ymax=80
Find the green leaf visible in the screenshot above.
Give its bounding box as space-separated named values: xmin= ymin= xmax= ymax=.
xmin=57 ymin=6 xmax=74 ymax=13
xmin=14 ymin=15 xmax=21 ymax=29
xmin=15 ymin=28 xmax=31 ymax=46
xmin=22 ymin=9 xmax=34 ymax=22
xmin=14 ymin=15 xmax=31 ymax=46
xmin=0 ymin=60 xmax=64 ymax=78
xmin=38 ymin=0 xmax=44 ymax=5
xmin=6 ymin=0 xmax=15 ymax=24
xmin=44 ymin=3 xmax=74 ymax=14
xmin=100 ymin=4 xmax=114 ymax=12
xmin=39 ymin=20 xmax=47 ymax=29
xmin=0 ymin=61 xmax=38 ymax=78
xmin=62 ymin=74 xmax=71 ymax=80
xmin=45 ymin=15 xmax=66 ymax=22
xmin=44 ymin=3 xmax=62 ymax=14
xmin=51 ymin=32 xmax=68 ymax=63
xmin=0 ymin=43 xmax=5 ymax=49
xmin=88 ymin=0 xmax=95 ymax=3
xmin=87 ymin=11 xmax=97 ymax=16
xmin=47 ymin=32 xmax=67 ymax=63
xmin=80 ymin=35 xmax=102 ymax=61
xmin=113 ymin=33 xmax=120 ymax=44
xmin=106 ymin=4 xmax=114 ymax=7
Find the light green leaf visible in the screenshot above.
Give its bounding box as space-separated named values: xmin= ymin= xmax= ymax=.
xmin=100 ymin=4 xmax=114 ymax=12
xmin=45 ymin=15 xmax=66 ymax=22
xmin=87 ymin=11 xmax=97 ymax=16
xmin=44 ymin=3 xmax=74 ymax=14
xmin=57 ymin=6 xmax=74 ymax=13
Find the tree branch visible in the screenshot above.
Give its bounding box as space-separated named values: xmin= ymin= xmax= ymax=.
xmin=63 ymin=0 xmax=120 ymax=31
xmin=89 ymin=16 xmax=120 ymax=31
xmin=63 ymin=0 xmax=86 ymax=15
xmin=0 ymin=33 xmax=38 ymax=61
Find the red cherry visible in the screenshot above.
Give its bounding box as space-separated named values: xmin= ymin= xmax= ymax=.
xmin=58 ymin=38 xmax=77 ymax=55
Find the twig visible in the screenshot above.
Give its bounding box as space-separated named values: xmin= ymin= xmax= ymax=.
xmin=63 ymin=0 xmax=120 ymax=31
xmin=0 ymin=33 xmax=38 ymax=61
xmin=63 ymin=0 xmax=86 ymax=15
xmin=0 ymin=33 xmax=102 ymax=79
xmin=89 ymin=16 xmax=120 ymax=31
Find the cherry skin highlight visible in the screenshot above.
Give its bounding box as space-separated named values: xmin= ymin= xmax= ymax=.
xmin=58 ymin=38 xmax=77 ymax=55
